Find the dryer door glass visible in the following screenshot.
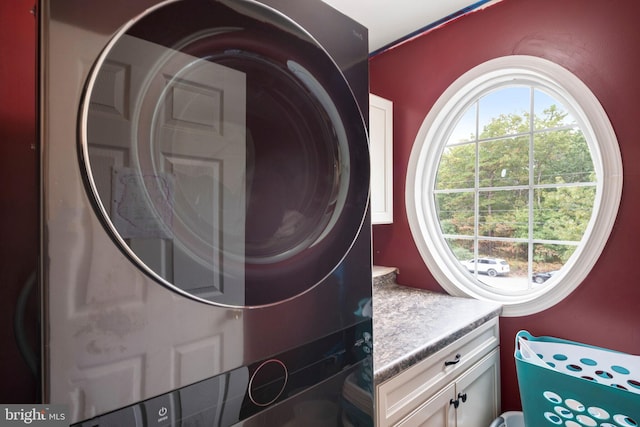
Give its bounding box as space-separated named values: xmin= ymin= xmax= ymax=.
xmin=80 ymin=0 xmax=369 ymax=307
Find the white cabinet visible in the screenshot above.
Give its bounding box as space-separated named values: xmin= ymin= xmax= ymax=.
xmin=376 ymin=318 xmax=500 ymax=427
xmin=398 ymin=349 xmax=500 ymax=427
xmin=455 ymin=349 xmax=500 ymax=426
xmin=369 ymin=94 xmax=393 ymax=224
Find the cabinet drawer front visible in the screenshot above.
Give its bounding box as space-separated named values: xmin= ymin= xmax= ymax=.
xmin=377 ymin=318 xmax=499 ymax=426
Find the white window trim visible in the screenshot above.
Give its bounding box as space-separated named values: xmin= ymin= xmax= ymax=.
xmin=405 ymin=55 xmax=623 ymax=317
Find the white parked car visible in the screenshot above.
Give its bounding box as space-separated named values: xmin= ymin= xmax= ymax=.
xmin=464 ymin=258 xmax=510 ymax=277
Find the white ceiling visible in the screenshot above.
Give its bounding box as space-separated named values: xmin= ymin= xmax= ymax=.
xmin=320 ymin=0 xmax=501 ymax=54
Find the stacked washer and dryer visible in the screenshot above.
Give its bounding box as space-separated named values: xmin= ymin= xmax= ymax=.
xmin=39 ymin=0 xmax=373 ymax=425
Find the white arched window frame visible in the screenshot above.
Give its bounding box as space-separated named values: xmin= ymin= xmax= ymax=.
xmin=406 ymin=55 xmax=623 ymax=317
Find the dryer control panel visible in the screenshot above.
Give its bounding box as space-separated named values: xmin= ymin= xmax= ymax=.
xmin=72 ymin=319 xmax=373 ymax=427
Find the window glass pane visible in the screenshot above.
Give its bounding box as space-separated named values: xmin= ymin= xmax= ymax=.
xmin=534 ymin=89 xmax=577 ymax=129
xmin=479 ymin=136 xmax=529 ymax=187
xmin=532 ymin=243 xmax=577 ymax=284
xmin=534 ymin=129 xmax=594 ymax=185
xmin=445 ymin=237 xmax=474 ymax=263
xmin=436 ymin=143 xmax=475 ymax=190
xmin=473 ymin=241 xmax=527 ymax=292
xmin=479 ymin=189 xmax=528 ymax=238
xmin=479 ymin=86 xmax=530 ymax=137
xmin=436 ymin=192 xmax=475 ymax=236
xmin=533 ymin=187 xmax=596 ymax=241
xmin=448 ymin=102 xmax=477 ymax=144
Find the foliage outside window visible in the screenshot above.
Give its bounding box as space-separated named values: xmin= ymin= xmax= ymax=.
xmin=437 ymin=87 xmax=594 ymax=291
xmin=406 ymin=56 xmax=622 ymax=316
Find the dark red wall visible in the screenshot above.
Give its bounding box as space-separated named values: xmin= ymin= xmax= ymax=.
xmin=370 ymin=0 xmax=640 ymax=411
xmin=0 ymin=1 xmax=39 ymax=403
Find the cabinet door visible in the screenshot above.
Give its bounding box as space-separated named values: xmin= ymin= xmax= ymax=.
xmin=369 ymin=93 xmax=393 ymax=224
xmin=396 ymin=383 xmax=456 ymax=427
xmin=455 ymin=348 xmax=501 ymax=427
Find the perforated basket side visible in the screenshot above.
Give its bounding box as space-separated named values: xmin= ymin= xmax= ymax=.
xmin=514 ymin=331 xmax=640 ymax=426
xmin=516 ymin=330 xmax=640 ymax=394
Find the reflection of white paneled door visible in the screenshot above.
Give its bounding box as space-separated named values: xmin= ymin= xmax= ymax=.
xmin=49 ymin=34 xmax=248 ymax=420
xmin=88 ymin=34 xmax=246 ymax=305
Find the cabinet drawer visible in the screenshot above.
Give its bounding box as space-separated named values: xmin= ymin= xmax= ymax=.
xmin=376 ymin=318 xmax=499 ymax=426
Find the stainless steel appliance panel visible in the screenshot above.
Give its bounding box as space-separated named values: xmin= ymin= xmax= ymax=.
xmin=40 ymin=0 xmax=371 ymax=424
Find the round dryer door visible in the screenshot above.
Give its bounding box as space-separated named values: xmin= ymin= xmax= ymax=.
xmin=79 ymin=0 xmax=369 ymax=307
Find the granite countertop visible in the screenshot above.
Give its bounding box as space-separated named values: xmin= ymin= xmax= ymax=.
xmin=372 ymin=267 xmax=502 ymax=385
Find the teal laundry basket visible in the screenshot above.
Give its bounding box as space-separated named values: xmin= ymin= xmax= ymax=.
xmin=514 ymin=330 xmax=640 ymax=427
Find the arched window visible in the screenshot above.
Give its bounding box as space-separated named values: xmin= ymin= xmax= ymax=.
xmin=406 ymin=56 xmax=622 ymax=316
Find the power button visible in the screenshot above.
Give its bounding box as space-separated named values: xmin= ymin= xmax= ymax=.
xmin=142 ymin=393 xmax=177 ymax=426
